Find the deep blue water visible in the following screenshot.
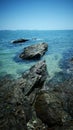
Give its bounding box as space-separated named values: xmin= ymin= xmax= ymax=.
xmin=0 ymin=30 xmax=73 ymax=79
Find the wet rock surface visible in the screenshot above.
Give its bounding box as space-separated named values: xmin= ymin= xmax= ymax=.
xmin=20 ymin=42 xmax=48 ymax=60
xmin=15 ymin=60 xmax=48 ymax=96
xmin=27 ymin=118 xmax=48 ymax=130
xmin=44 ymin=76 xmax=73 ymax=115
xmin=0 ymin=61 xmax=48 ymax=130
xmin=53 ymin=121 xmax=73 ymax=130
xmin=12 ymin=38 xmax=29 ymax=43
xmin=0 ymin=74 xmax=32 ymax=130
xmin=35 ymin=90 xmax=71 ymax=126
xmin=0 ymin=41 xmax=73 ymax=130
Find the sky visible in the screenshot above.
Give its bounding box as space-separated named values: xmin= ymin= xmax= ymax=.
xmin=0 ymin=0 xmax=73 ymax=30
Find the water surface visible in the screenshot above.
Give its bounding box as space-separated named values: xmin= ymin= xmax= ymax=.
xmin=0 ymin=30 xmax=73 ymax=79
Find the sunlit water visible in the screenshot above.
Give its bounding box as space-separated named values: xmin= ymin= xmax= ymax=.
xmin=0 ymin=30 xmax=73 ymax=79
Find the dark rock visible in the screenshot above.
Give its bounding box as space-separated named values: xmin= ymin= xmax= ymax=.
xmin=65 ymin=78 xmax=73 ymax=117
xmin=20 ymin=42 xmax=48 ymax=60
xmin=0 ymin=102 xmax=27 ymax=130
xmin=12 ymin=38 xmax=29 ymax=43
xmin=28 ymin=88 xmax=39 ymax=105
xmin=45 ymin=76 xmax=73 ymax=117
xmin=40 ymin=72 xmax=73 ymax=129
xmin=15 ymin=60 xmax=48 ymax=97
xmin=35 ymin=90 xmax=71 ymax=127
xmin=0 ymin=76 xmax=31 ymax=130
xmin=0 ymin=60 xmax=48 ymax=130
xmin=53 ymin=121 xmax=73 ymax=130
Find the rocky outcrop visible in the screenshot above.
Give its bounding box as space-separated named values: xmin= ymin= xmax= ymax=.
xmin=1 ymin=48 xmax=73 ymax=130
xmin=14 ymin=60 xmax=48 ymax=97
xmin=12 ymin=38 xmax=29 ymax=43
xmin=0 ymin=76 xmax=30 ymax=130
xmin=35 ymin=90 xmax=71 ymax=127
xmin=53 ymin=121 xmax=73 ymax=130
xmin=0 ymin=61 xmax=48 ymax=130
xmin=20 ymin=42 xmax=48 ymax=60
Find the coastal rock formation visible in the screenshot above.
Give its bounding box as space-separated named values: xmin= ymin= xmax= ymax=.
xmin=1 ymin=57 xmax=73 ymax=129
xmin=0 ymin=76 xmax=31 ymax=130
xmin=12 ymin=38 xmax=29 ymax=43
xmin=0 ymin=61 xmax=48 ymax=130
xmin=15 ymin=60 xmax=48 ymax=96
xmin=35 ymin=90 xmax=71 ymax=127
xmin=49 ymin=76 xmax=73 ymax=118
xmin=53 ymin=121 xmax=73 ymax=130
xmin=20 ymin=42 xmax=48 ymax=60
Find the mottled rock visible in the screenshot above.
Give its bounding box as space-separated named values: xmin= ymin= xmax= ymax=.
xmin=12 ymin=38 xmax=29 ymax=43
xmin=53 ymin=121 xmax=73 ymax=130
xmin=0 ymin=60 xmax=48 ymax=130
xmin=20 ymin=42 xmax=48 ymax=60
xmin=0 ymin=76 xmax=31 ymax=130
xmin=35 ymin=90 xmax=71 ymax=127
xmin=41 ymin=71 xmax=73 ymax=128
xmin=15 ymin=60 xmax=48 ymax=97
xmin=0 ymin=102 xmax=27 ymax=130
xmin=27 ymin=118 xmax=48 ymax=130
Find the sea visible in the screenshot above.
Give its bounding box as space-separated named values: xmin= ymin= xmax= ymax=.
xmin=0 ymin=30 xmax=73 ymax=80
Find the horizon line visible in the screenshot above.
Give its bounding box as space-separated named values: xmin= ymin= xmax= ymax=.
xmin=0 ymin=29 xmax=73 ymax=31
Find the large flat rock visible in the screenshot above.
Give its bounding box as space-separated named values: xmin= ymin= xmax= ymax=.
xmin=20 ymin=42 xmax=48 ymax=60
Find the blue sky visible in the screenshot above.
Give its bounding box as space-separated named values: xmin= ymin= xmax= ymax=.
xmin=0 ymin=0 xmax=73 ymax=30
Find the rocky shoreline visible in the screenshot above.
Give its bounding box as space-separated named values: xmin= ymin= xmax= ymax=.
xmin=0 ymin=39 xmax=73 ymax=130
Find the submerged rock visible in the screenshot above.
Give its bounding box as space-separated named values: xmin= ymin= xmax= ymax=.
xmin=35 ymin=90 xmax=71 ymax=127
xmin=70 ymin=57 xmax=73 ymax=63
xmin=12 ymin=38 xmax=29 ymax=43
xmin=20 ymin=42 xmax=48 ymax=60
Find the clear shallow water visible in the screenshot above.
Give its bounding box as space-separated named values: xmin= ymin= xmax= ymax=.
xmin=0 ymin=30 xmax=73 ymax=79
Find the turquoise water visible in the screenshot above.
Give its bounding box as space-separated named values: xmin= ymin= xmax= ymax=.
xmin=0 ymin=30 xmax=73 ymax=79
